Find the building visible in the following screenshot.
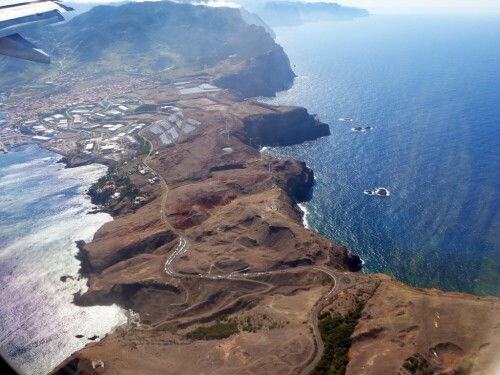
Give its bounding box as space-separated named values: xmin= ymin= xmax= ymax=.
xmin=91 ymin=360 xmax=104 ymax=369
xmin=32 ymin=125 xmax=46 ymax=135
xmin=133 ymin=196 xmax=146 ymax=206
xmin=106 ymin=110 xmax=122 ymax=118
xmin=127 ymin=136 xmax=139 ymax=147
xmin=101 ymin=145 xmax=115 ymax=153
xmin=73 ymin=115 xmax=83 ymax=125
xmin=118 ymin=105 xmax=130 ymax=112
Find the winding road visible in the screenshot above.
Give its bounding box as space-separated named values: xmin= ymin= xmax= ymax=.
xmin=138 ymin=127 xmax=365 ymax=374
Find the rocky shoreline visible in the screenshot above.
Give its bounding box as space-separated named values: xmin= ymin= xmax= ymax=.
xmin=70 ymin=100 xmax=360 ymax=309
xmin=53 ymin=72 xmax=499 ymax=374
xmin=13 ymin=3 xmax=492 ymax=374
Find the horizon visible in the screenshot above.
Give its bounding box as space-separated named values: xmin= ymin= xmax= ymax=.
xmin=67 ymin=0 xmax=500 ymax=15
xmin=1 ymin=0 xmax=499 ymax=373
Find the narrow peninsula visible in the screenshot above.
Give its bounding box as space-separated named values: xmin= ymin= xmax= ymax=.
xmin=0 ymin=2 xmax=497 ymax=375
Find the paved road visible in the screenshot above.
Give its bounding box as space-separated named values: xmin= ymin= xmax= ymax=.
xmin=162 ymin=236 xmax=353 ymax=374
xmin=139 ymin=128 xmax=360 ymax=374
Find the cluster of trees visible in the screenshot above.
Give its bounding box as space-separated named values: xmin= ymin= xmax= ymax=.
xmin=87 ymin=168 xmax=140 ymax=206
xmin=136 ymin=135 xmax=151 ymax=156
xmin=403 ymin=353 xmax=434 ymax=375
xmin=87 ymin=174 xmax=114 ymax=205
xmin=310 ymin=301 xmax=364 ymax=375
xmin=186 ymin=322 xmax=239 ymax=340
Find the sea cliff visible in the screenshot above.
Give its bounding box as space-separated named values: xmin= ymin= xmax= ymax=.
xmin=215 ymin=47 xmax=296 ymax=98
xmin=14 ymin=2 xmax=493 ymax=375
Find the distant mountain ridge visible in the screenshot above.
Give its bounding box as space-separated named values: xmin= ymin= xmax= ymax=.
xmin=0 ymin=1 xmax=293 ymax=96
xmin=261 ymin=1 xmax=369 ymax=26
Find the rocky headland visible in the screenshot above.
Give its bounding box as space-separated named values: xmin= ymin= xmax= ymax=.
xmin=260 ymin=1 xmax=370 ymax=27
xmin=4 ymin=2 xmax=495 ymax=374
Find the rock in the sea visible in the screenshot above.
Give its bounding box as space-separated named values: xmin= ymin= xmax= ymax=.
xmin=60 ymin=275 xmax=74 ymax=282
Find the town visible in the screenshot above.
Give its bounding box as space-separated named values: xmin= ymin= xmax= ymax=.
xmin=0 ymin=74 xmax=214 ymax=163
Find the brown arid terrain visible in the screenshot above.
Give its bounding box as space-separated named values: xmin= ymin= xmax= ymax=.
xmin=42 ymin=4 xmax=498 ymax=375
xmin=50 ymin=76 xmax=500 ymax=375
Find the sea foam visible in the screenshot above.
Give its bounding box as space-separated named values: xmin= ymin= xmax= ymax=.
xmin=0 ymin=145 xmax=126 ymax=375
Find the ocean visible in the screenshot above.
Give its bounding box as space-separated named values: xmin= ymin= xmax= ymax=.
xmin=0 ymin=145 xmax=126 ymax=374
xmin=262 ymin=15 xmax=500 ymax=296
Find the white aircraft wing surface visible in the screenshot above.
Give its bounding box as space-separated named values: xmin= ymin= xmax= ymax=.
xmin=0 ymin=0 xmax=72 ymax=63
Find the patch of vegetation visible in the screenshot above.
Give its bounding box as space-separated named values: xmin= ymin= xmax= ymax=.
xmin=135 ymin=104 xmax=157 ymax=112
xmin=310 ymin=300 xmax=364 ymax=375
xmin=402 ymin=353 xmax=434 ymax=375
xmin=87 ymin=174 xmax=114 ymax=205
xmin=186 ymin=322 xmax=239 ymax=340
xmin=118 ymin=175 xmax=141 ymax=201
xmin=87 ymin=167 xmax=140 ymax=206
xmin=456 ymin=364 xmax=473 ymax=375
xmin=136 ymin=135 xmax=151 ymax=156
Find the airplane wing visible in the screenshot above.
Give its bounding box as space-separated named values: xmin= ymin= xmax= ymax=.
xmin=0 ymin=0 xmax=73 ymax=64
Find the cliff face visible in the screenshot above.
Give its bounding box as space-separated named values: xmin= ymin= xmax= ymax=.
xmin=270 ymin=159 xmax=314 ymax=202
xmin=328 ymin=245 xmax=362 ymax=272
xmin=46 ymin=27 xmax=499 ymax=375
xmin=240 ymin=106 xmax=330 ymax=146
xmin=64 ymin=98 xmax=348 ymax=315
xmin=261 ymin=1 xmax=369 ymax=27
xmin=0 ymin=1 xmax=287 ymax=91
xmin=214 ymin=47 xmax=296 ymax=98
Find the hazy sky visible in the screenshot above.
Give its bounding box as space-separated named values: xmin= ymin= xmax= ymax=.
xmin=310 ymin=0 xmax=500 ymax=14
xmin=70 ymin=0 xmax=500 ymax=14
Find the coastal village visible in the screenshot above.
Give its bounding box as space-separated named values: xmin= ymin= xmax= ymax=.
xmin=0 ymin=70 xmax=229 ymax=211
xmin=1 ymin=3 xmax=498 ymax=373
xmin=0 ymin=74 xmax=218 ymax=162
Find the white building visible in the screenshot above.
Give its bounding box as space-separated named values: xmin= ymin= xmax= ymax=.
xmin=101 ymin=145 xmax=115 ymax=153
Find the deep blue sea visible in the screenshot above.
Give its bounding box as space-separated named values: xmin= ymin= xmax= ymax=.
xmin=0 ymin=145 xmax=126 ymax=374
xmin=262 ymin=15 xmax=500 ymax=297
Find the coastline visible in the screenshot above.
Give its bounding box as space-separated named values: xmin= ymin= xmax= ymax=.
xmin=0 ymin=145 xmax=126 ymax=375
xmin=51 ymin=42 xmax=497 ymax=375
xmin=259 ymin=17 xmax=500 ymax=297
xmin=1 ymin=4 xmax=498 ymax=373
xmin=297 ymin=202 xmax=311 ymax=229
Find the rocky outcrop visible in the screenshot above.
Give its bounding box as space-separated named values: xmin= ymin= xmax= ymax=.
xmin=82 ymin=229 xmax=176 ymax=274
xmin=328 ymin=245 xmax=362 ymax=271
xmin=271 ymin=159 xmax=315 ymax=202
xmin=241 ymin=106 xmax=330 ymax=147
xmin=52 ymin=357 xmax=97 ymax=375
xmin=57 ymin=154 xmax=115 ymax=169
xmin=74 ymin=282 xmax=182 ymax=309
xmin=215 ymin=47 xmax=296 ymax=98
xmin=209 ymin=163 xmax=246 ymax=173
